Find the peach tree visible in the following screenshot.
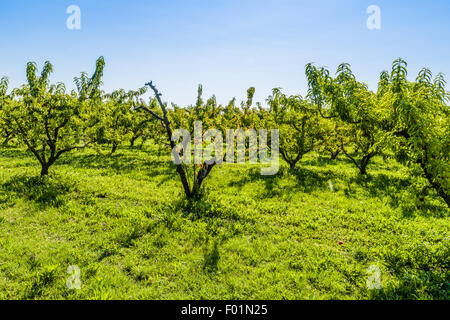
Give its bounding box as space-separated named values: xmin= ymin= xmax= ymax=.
xmin=2 ymin=57 xmax=106 ymax=176
xmin=266 ymin=88 xmax=322 ymax=170
xmin=378 ymin=59 xmax=449 ymax=207
xmin=305 ymin=63 xmax=388 ymax=175
xmin=0 ymin=77 xmax=15 ymax=145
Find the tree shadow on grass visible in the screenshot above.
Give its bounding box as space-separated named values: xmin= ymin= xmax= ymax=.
xmin=1 ymin=175 xmax=75 ymax=208
xmin=203 ymin=241 xmax=220 ymax=273
xmin=56 ymin=150 xmax=176 ymax=179
xmin=177 ymin=194 xmax=242 ymax=222
xmin=369 ymin=277 xmax=449 ymax=300
xmin=0 ymin=146 xmax=30 ymax=159
xmin=351 ymin=173 xmax=448 ymax=218
xmin=290 ymin=166 xmax=336 ymax=192
xmin=302 ymin=154 xmax=388 ymax=173
xmin=58 ymin=152 xmax=149 ymax=172
xmin=368 ymin=245 xmax=449 ymax=299
xmin=228 ymin=166 xmax=335 ymax=198
xmin=351 ymin=173 xmax=410 ymax=197
xmin=173 ymin=196 xmax=248 ymax=253
xmin=299 ymin=154 xmax=343 ymax=167
xmin=227 ymin=167 xmax=283 ymax=194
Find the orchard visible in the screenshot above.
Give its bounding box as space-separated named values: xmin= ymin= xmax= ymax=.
xmin=1 ymin=57 xmax=447 ymax=207
xmin=0 ymin=57 xmax=448 ymax=300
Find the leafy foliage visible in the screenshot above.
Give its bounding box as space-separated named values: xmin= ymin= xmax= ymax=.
xmin=103 ymin=87 xmax=148 ymax=153
xmin=377 ymin=59 xmax=450 ymax=207
xmin=267 ymin=88 xmax=322 ymax=169
xmin=0 ymin=77 xmax=15 ymax=145
xmin=1 ymin=58 xmax=106 ymax=176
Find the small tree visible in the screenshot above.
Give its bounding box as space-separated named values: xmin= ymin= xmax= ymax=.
xmin=0 ymin=77 xmax=15 ymax=145
xmin=2 ymin=57 xmax=106 ymax=176
xmin=306 ymin=63 xmax=387 ymax=175
xmin=379 ymin=59 xmax=449 ymax=207
xmin=320 ymin=118 xmax=342 ymax=160
xmin=134 ymin=82 xmax=219 ymax=200
xmin=338 ymin=120 xmax=383 ymax=175
xmin=104 ymin=87 xmax=147 ymax=153
xmin=129 ymin=111 xmax=154 ymax=148
xmin=267 ymin=88 xmax=322 ymax=170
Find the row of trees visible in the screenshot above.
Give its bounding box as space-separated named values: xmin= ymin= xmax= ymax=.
xmin=0 ymin=58 xmax=448 ymax=206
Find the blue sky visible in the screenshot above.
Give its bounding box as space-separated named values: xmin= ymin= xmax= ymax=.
xmin=1 ymin=0 xmax=449 ymax=106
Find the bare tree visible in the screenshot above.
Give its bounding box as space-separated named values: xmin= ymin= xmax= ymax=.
xmin=134 ymin=82 xmax=216 ymax=200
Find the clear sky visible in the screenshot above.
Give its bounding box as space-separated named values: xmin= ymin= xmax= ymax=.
xmin=1 ymin=0 xmax=449 ymax=106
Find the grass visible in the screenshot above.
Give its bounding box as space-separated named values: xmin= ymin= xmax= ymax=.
xmin=0 ymin=143 xmax=448 ymax=300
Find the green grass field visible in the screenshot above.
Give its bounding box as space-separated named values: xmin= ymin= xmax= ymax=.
xmin=0 ymin=144 xmax=448 ymax=300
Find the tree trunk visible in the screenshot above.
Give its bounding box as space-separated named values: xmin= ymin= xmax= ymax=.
xmin=111 ymin=143 xmax=118 ymax=154
xmin=420 ymin=160 xmax=450 ymax=208
xmin=189 ymin=163 xmax=216 ymax=200
xmin=330 ymin=150 xmax=340 ymax=160
xmin=359 ymin=165 xmax=367 ymax=175
xmin=40 ymin=164 xmax=49 ymax=177
xmin=358 ymin=157 xmax=369 ymax=175
xmin=141 ymin=81 xmax=217 ymax=201
xmin=130 ymin=135 xmax=139 ymax=147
